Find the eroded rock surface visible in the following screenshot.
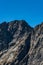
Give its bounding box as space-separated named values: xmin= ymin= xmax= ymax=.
xmin=0 ymin=20 xmax=43 ymax=65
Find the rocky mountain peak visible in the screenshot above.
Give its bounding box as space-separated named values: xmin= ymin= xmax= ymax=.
xmin=0 ymin=20 xmax=43 ymax=65
xmin=0 ymin=20 xmax=32 ymax=51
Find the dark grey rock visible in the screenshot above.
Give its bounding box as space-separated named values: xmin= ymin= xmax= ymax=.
xmin=0 ymin=20 xmax=43 ymax=65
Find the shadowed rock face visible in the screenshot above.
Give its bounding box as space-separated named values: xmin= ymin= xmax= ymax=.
xmin=0 ymin=20 xmax=43 ymax=65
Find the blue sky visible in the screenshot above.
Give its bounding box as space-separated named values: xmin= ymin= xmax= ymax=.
xmin=0 ymin=0 xmax=43 ymax=27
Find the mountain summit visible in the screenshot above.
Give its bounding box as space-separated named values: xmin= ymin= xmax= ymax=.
xmin=0 ymin=20 xmax=43 ymax=65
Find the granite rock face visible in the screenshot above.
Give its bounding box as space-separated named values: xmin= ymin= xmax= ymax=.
xmin=28 ymin=23 xmax=43 ymax=65
xmin=0 ymin=20 xmax=43 ymax=65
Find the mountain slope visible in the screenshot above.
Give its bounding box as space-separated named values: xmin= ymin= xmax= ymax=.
xmin=0 ymin=20 xmax=43 ymax=65
xmin=28 ymin=23 xmax=43 ymax=65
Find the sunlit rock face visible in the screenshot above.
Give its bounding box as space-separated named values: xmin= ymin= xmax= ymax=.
xmin=28 ymin=23 xmax=43 ymax=65
xmin=0 ymin=20 xmax=43 ymax=65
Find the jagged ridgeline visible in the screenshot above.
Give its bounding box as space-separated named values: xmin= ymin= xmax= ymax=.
xmin=0 ymin=20 xmax=43 ymax=65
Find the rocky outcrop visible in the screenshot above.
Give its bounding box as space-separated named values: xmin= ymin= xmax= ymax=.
xmin=28 ymin=23 xmax=43 ymax=65
xmin=0 ymin=20 xmax=43 ymax=65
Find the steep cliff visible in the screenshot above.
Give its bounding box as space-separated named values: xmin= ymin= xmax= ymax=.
xmin=0 ymin=20 xmax=43 ymax=65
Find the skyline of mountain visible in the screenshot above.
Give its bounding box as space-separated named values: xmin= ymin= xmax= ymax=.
xmin=0 ymin=20 xmax=43 ymax=27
